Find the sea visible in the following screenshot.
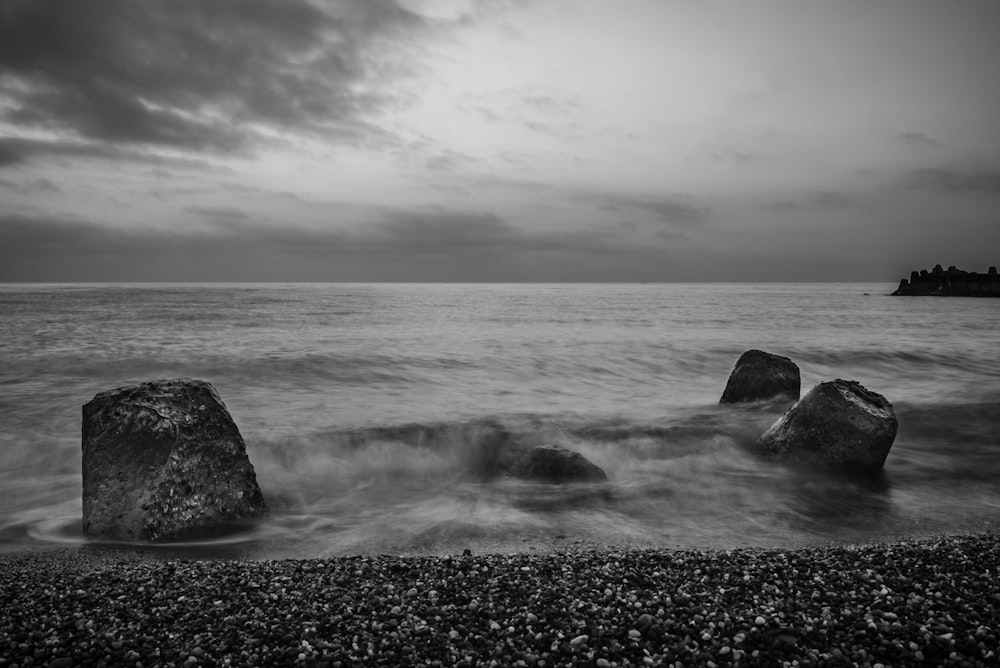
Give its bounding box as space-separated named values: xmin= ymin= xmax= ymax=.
xmin=1 ymin=283 xmax=998 ymax=559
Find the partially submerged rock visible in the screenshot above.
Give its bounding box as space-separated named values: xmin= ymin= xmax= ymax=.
xmin=82 ymin=378 xmax=268 ymax=541
xmin=720 ymin=349 xmax=801 ymax=404
xmin=750 ymin=379 xmax=897 ymax=472
xmin=511 ymin=445 xmax=607 ymax=483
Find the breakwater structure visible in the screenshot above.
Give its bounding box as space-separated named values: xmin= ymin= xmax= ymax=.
xmin=891 ymin=264 xmax=1000 ymax=297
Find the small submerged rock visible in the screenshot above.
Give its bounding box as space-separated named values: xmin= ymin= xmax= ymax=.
xmin=720 ymin=349 xmax=800 ymax=404
xmin=82 ymin=378 xmax=268 ymax=541
xmin=511 ymin=444 xmax=607 ymax=483
xmin=750 ymin=379 xmax=897 ymax=472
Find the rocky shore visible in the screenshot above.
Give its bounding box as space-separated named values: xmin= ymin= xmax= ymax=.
xmin=2 ymin=533 xmax=998 ymax=667
xmin=891 ymin=264 xmax=1000 ymax=297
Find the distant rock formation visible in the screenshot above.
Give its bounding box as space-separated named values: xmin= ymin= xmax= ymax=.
xmin=892 ymin=264 xmax=1000 ymax=297
xmin=510 ymin=444 xmax=607 ymax=483
xmin=750 ymin=379 xmax=897 ymax=473
xmin=720 ymin=349 xmax=800 ymax=404
xmin=82 ymin=378 xmax=268 ymax=541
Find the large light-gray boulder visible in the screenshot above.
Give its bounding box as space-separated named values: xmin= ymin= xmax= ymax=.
xmin=82 ymin=378 xmax=268 ymax=541
xmin=750 ymin=379 xmax=897 ymax=472
xmin=720 ymin=349 xmax=800 ymax=404
xmin=510 ymin=445 xmax=607 ymax=483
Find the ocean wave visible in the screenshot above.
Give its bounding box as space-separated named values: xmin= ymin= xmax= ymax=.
xmin=796 ymin=348 xmax=999 ymax=376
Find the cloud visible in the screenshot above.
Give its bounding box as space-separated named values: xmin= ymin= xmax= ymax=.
xmin=767 ymin=190 xmax=853 ymax=211
xmin=590 ymin=193 xmax=709 ymax=227
xmin=0 ymin=0 xmax=424 ymax=154
xmin=425 ymin=150 xmax=478 ymax=172
xmin=0 ymin=212 xmax=160 ymax=258
xmin=444 ymin=177 xmax=709 ymax=228
xmin=468 ymin=176 xmax=555 ymax=193
xmin=519 ymin=93 xmax=583 ymax=116
xmin=397 ymin=0 xmax=476 ymax=22
xmin=655 ymin=229 xmax=689 ymax=242
xmin=0 ymin=136 xmax=227 ymax=169
xmin=185 ymin=206 xmax=254 ymax=224
xmin=373 ymin=208 xmax=520 ymax=254
xmin=0 ymin=142 xmax=26 ymax=167
xmin=0 ymin=203 xmax=662 ymax=280
xmin=0 ymin=176 xmax=59 ymax=193
xmin=906 ymin=168 xmax=1000 ymax=194
xmin=898 ymin=131 xmax=939 ymax=147
xmin=370 ymin=206 xmax=652 ymax=257
xmin=705 ymin=145 xmax=755 ymax=164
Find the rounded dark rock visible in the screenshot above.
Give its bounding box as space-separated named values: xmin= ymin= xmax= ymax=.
xmin=750 ymin=379 xmax=898 ymax=472
xmin=720 ymin=349 xmax=801 ymax=404
xmin=510 ymin=444 xmax=607 ymax=483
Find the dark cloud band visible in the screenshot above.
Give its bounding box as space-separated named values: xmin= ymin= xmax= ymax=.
xmin=0 ymin=0 xmax=422 ymax=154
xmin=906 ymin=168 xmax=1000 ymax=194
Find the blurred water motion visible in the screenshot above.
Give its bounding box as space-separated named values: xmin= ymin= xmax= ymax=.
xmin=1 ymin=282 xmax=998 ymax=557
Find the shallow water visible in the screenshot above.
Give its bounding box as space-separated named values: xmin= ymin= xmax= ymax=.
xmin=1 ymin=282 xmax=998 ymax=558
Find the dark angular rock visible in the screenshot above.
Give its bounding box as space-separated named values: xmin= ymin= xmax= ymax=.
xmin=720 ymin=349 xmax=800 ymax=404
xmin=82 ymin=378 xmax=268 ymax=541
xmin=750 ymin=379 xmax=897 ymax=472
xmin=511 ymin=445 xmax=607 ymax=483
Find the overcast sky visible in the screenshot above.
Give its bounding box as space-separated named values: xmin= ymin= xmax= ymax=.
xmin=1 ymin=0 xmax=998 ymax=282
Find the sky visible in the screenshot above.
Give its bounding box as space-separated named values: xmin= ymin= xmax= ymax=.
xmin=1 ymin=0 xmax=998 ymax=282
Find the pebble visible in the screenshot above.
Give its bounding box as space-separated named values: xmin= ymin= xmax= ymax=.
xmin=1 ymin=533 xmax=998 ymax=667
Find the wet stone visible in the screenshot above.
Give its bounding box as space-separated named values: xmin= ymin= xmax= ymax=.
xmin=2 ymin=533 xmax=999 ymax=667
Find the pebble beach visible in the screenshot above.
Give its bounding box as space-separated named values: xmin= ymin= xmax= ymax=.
xmin=2 ymin=533 xmax=998 ymax=667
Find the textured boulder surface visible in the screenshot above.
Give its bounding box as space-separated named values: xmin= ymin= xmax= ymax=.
xmin=751 ymin=379 xmax=898 ymax=472
xmin=511 ymin=445 xmax=607 ymax=483
xmin=720 ymin=349 xmax=801 ymax=403
xmin=82 ymin=378 xmax=268 ymax=541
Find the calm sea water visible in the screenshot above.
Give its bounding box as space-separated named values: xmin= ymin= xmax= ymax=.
xmin=1 ymin=283 xmax=998 ymax=558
